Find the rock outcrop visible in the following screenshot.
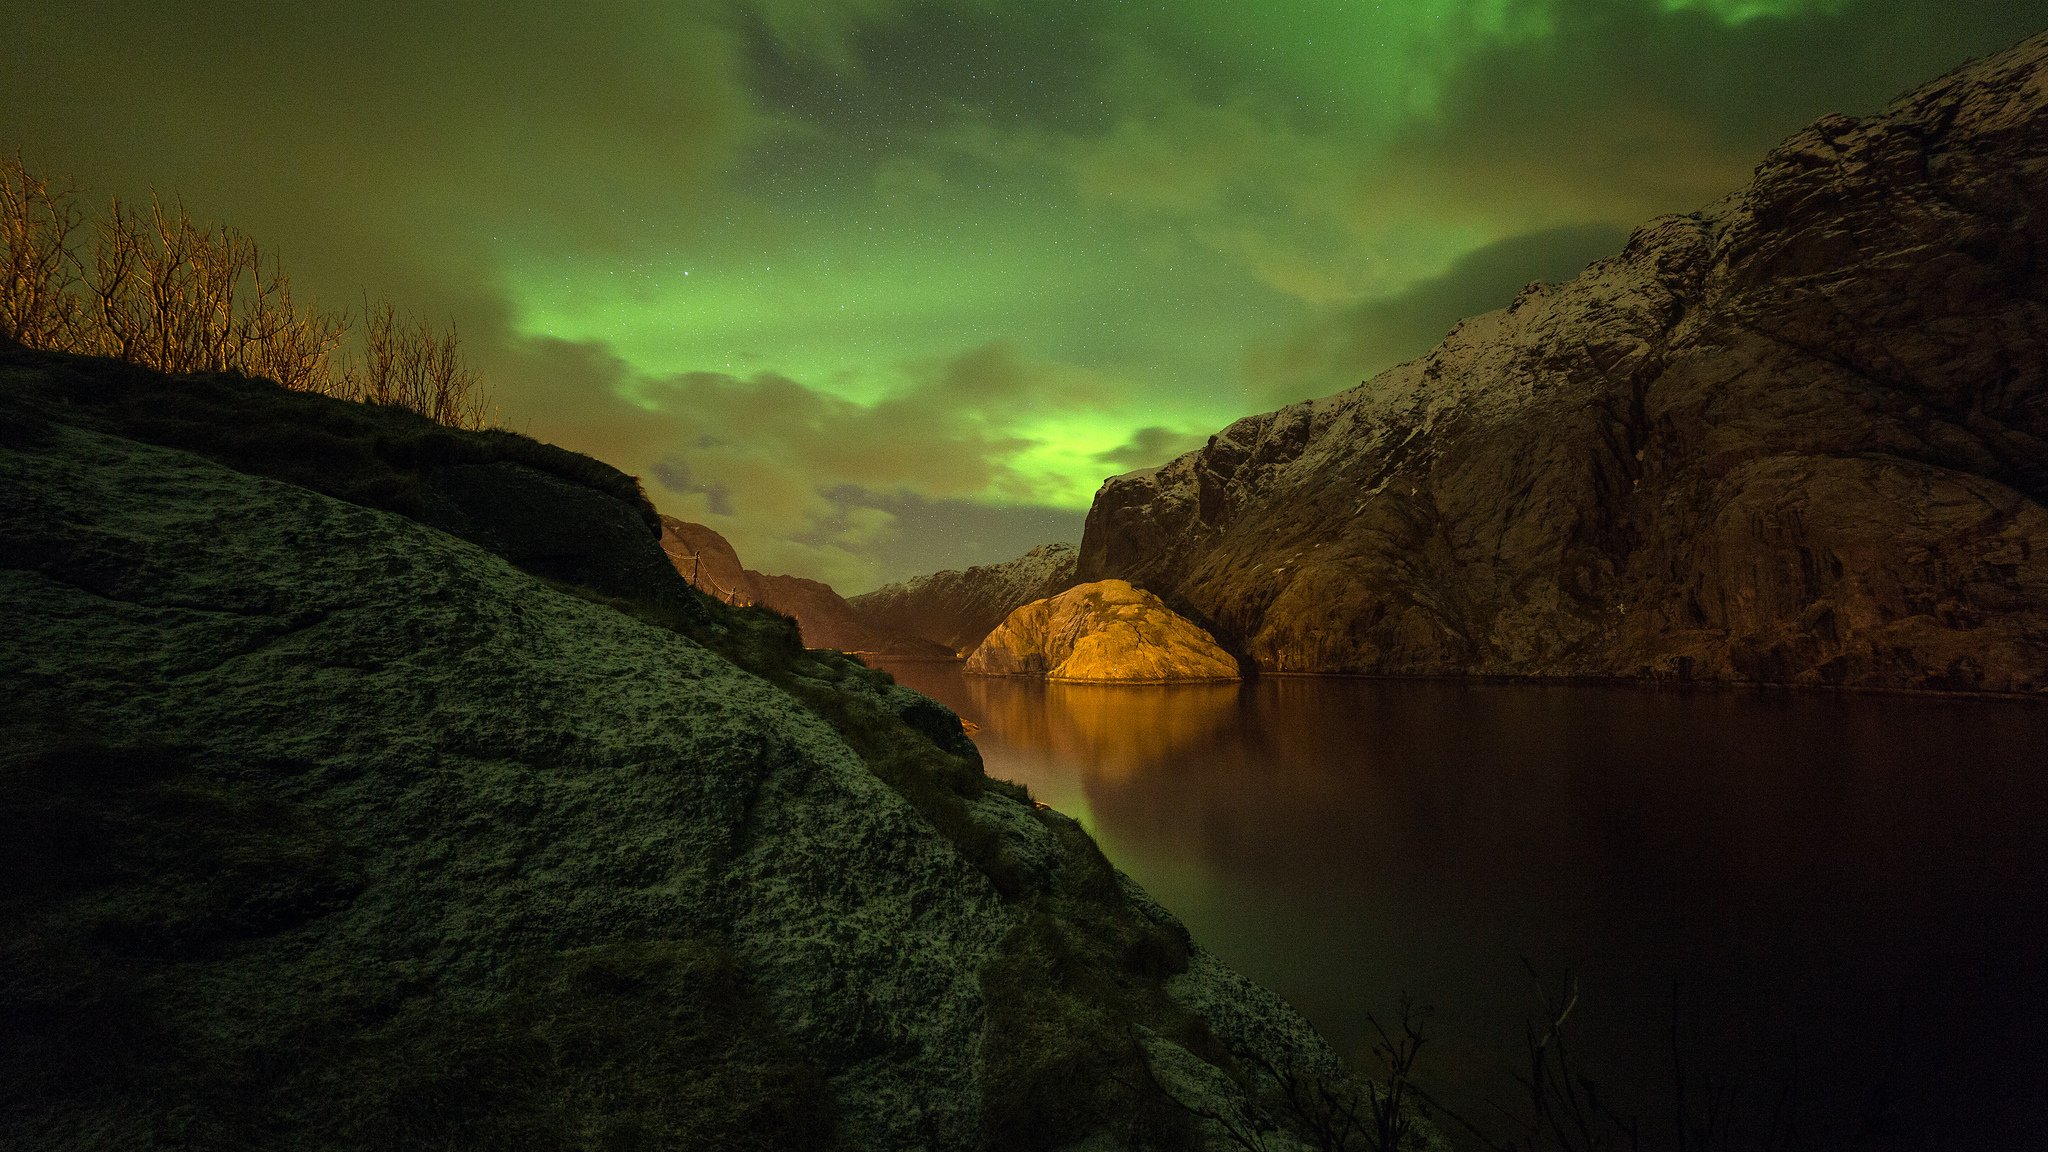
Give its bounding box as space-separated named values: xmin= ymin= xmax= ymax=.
xmin=660 ymin=516 xmax=955 ymax=659
xmin=660 ymin=514 xmax=757 ymax=604
xmin=748 ymin=569 xmax=959 ymax=660
xmin=1080 ymin=32 xmax=2048 ymax=693
xmin=852 ymin=542 xmax=1080 ymax=655
xmin=966 ymin=580 xmax=1242 ymax=683
xmin=0 ymin=343 xmax=1383 ymax=1151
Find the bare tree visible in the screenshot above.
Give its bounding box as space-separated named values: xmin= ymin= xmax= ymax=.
xmin=340 ymin=295 xmax=491 ymax=430
xmin=237 ymin=251 xmax=348 ymax=394
xmin=2 ymin=149 xmax=479 ymax=429
xmin=0 ymin=151 xmax=85 ymax=348
xmin=79 ymin=193 xmax=348 ymax=389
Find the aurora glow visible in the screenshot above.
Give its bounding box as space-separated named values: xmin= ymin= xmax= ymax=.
xmin=7 ymin=0 xmax=2044 ymax=588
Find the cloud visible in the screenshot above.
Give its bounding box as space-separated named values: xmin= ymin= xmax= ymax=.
xmin=1094 ymin=426 xmax=1208 ymax=473
xmin=8 ymin=0 xmax=2045 ymax=596
xmin=1 ymin=2 xmax=751 ymax=319
xmin=556 ymin=340 xmax=1116 ymax=590
xmin=1357 ymin=0 xmax=2048 ymax=236
xmin=1244 ymin=224 xmax=1631 ymax=406
xmin=777 ymin=487 xmax=1083 ymax=592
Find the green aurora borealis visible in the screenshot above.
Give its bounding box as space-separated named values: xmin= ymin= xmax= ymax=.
xmin=8 ymin=1 xmax=2047 ymax=589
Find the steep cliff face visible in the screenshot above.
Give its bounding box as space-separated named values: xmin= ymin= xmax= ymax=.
xmin=966 ymin=581 xmax=1242 ymax=684
xmin=852 ymin=543 xmax=1080 ymax=655
xmin=1081 ymin=33 xmax=2048 ymax=693
xmin=660 ymin=514 xmax=758 ymax=604
xmin=658 ymin=517 xmax=955 ymax=659
xmin=0 ymin=344 xmax=1383 ymax=1151
xmin=747 ymin=570 xmax=959 ymax=660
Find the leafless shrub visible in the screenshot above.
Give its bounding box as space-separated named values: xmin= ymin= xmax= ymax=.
xmin=1126 ymin=1008 xmax=1435 ymax=1152
xmin=338 ymin=296 xmax=491 ymax=430
xmin=238 ymin=257 xmax=350 ymax=394
xmin=2 ymin=150 xmax=482 ymax=429
xmin=82 ymin=194 xmax=349 ymax=392
xmin=0 ymin=151 xmax=86 ymax=348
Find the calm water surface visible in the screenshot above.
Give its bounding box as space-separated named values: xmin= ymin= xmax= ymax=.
xmin=878 ymin=664 xmax=2048 ymax=1149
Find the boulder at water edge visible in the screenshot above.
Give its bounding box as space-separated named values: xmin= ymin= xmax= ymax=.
xmin=966 ymin=580 xmax=1241 ymax=683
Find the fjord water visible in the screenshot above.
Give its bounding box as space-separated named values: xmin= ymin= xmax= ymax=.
xmin=878 ymin=664 xmax=2048 ymax=1148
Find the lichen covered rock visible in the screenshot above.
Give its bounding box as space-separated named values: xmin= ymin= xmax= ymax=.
xmin=0 ymin=345 xmax=1372 ymax=1151
xmin=966 ymin=579 xmax=1241 ymax=683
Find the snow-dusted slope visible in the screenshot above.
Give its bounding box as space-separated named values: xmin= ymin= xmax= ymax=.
xmin=852 ymin=542 xmax=1080 ymax=655
xmin=1082 ymin=32 xmax=2048 ymax=691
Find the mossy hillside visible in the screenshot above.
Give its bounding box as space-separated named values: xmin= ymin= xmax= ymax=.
xmin=0 ymin=341 xmax=655 ymax=531
xmin=0 ymin=348 xmax=1381 ymax=1149
xmin=0 ymin=737 xmax=831 ymax=1152
xmin=0 ymin=418 xmax=1016 ymax=1145
xmin=0 ymin=339 xmax=677 ymax=607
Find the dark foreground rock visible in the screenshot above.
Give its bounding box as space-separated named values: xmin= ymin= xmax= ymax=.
xmin=967 ymin=580 xmax=1242 ymax=684
xmin=1080 ymin=32 xmax=2048 ymax=693
xmin=852 ymin=543 xmax=1081 ymax=656
xmin=0 ymin=344 xmax=1395 ymax=1151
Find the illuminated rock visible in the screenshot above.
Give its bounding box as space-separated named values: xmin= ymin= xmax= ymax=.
xmin=966 ymin=579 xmax=1241 ymax=683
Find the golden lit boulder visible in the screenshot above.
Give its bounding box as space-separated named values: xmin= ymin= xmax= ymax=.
xmin=965 ymin=579 xmax=1240 ymax=683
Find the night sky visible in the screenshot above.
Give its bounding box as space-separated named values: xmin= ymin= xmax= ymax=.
xmin=8 ymin=2 xmax=2046 ymax=590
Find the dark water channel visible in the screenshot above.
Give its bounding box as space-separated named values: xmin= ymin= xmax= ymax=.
xmin=876 ymin=664 xmax=2048 ymax=1150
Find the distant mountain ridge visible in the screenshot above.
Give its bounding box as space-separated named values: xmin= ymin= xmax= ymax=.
xmin=850 ymin=542 xmax=1080 ymax=655
xmin=1080 ymin=32 xmax=2048 ymax=693
xmin=659 ymin=516 xmax=955 ymax=659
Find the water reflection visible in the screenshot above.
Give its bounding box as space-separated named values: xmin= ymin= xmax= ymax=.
xmin=881 ymin=664 xmax=2048 ymax=1148
xmin=961 ymin=678 xmax=1241 ymax=781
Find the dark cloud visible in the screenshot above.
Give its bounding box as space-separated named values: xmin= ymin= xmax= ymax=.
xmin=1248 ymin=0 xmax=2048 ymax=407
xmin=794 ymin=487 xmax=1081 ymax=591
xmin=412 ymin=328 xmax=1074 ymax=588
xmin=1094 ymin=426 xmax=1208 ymax=473
xmin=2 ymin=1 xmax=745 ymax=312
xmin=1246 ymin=224 xmax=1630 ymax=405
xmin=740 ymin=0 xmax=1115 ymax=141
xmin=651 ymin=461 xmax=735 ymax=517
xmin=1363 ymin=0 xmax=2048 ymax=232
xmin=7 ymin=0 xmax=2044 ymax=591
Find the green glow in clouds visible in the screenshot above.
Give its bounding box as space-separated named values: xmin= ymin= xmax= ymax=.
xmin=6 ymin=0 xmax=2042 ymax=586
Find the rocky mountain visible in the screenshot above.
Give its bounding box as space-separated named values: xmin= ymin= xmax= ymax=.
xmin=1081 ymin=32 xmax=2048 ymax=694
xmin=966 ymin=580 xmax=1241 ymax=683
xmin=660 ymin=514 xmax=756 ymax=604
xmin=852 ymin=542 xmax=1080 ymax=655
xmin=659 ymin=516 xmax=955 ymax=660
xmin=748 ymin=570 xmax=958 ymax=660
xmin=0 ymin=341 xmax=1394 ymax=1150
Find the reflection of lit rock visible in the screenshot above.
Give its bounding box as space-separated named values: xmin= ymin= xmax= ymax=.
xmin=965 ymin=579 xmax=1240 ymax=683
xmin=1052 ymin=683 xmax=1240 ymax=781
